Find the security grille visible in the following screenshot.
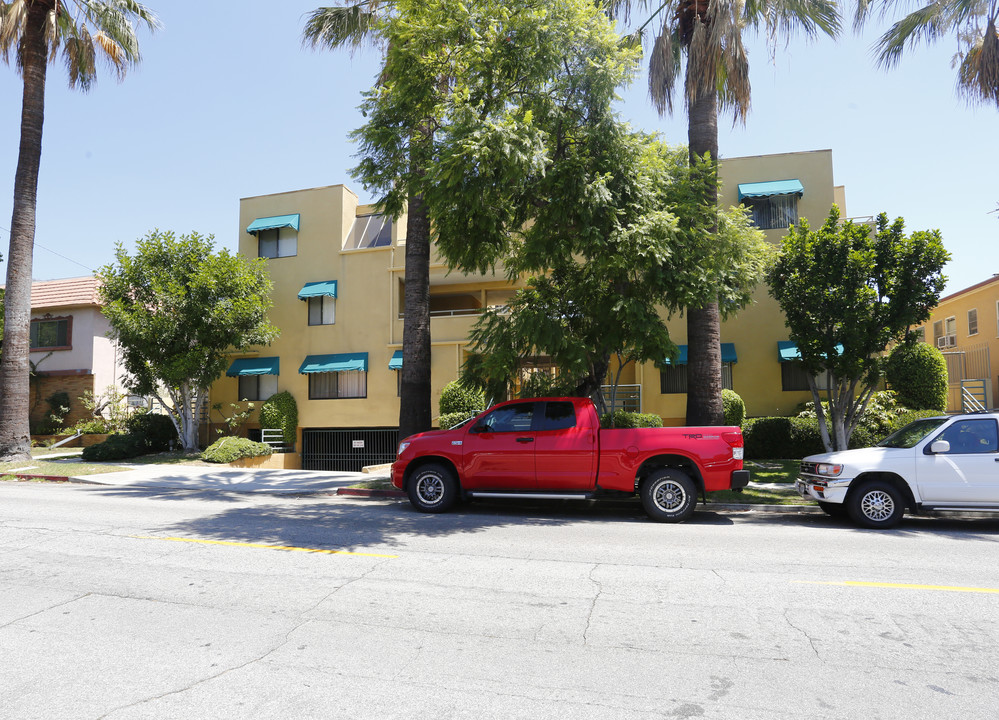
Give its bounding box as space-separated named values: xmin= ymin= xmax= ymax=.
xmin=301 ymin=427 xmax=399 ymax=472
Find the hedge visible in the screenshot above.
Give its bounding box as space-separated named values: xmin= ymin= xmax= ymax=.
xmin=125 ymin=412 xmax=178 ymax=452
xmin=600 ymin=411 xmax=663 ymax=429
xmin=885 ymin=342 xmax=948 ymax=411
xmin=202 ymin=437 xmax=273 ymax=464
xmin=439 ymin=381 xmax=485 ymax=416
xmin=81 ymin=433 xmax=148 ymax=461
xmin=259 ymin=391 xmax=298 ymax=445
xmin=722 ymin=389 xmax=746 ymax=427
xmin=743 ymin=409 xmax=945 ymax=459
xmin=438 ymin=411 xmax=479 ymax=430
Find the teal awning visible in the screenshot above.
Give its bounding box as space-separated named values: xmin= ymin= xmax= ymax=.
xmin=665 ymin=343 xmax=737 ymax=365
xmin=226 ymin=357 xmax=280 ymax=376
xmin=298 ymin=280 xmax=338 ymax=300
xmin=388 ymin=350 xmax=403 ymax=370
xmin=299 ymin=352 xmax=368 ymax=374
xmin=778 ymin=341 xmax=843 ymax=362
xmin=738 ymin=180 xmax=804 ymax=200
xmin=246 ymin=214 xmax=300 ymax=235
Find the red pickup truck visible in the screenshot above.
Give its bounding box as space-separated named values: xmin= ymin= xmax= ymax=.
xmin=392 ymin=397 xmax=749 ymax=522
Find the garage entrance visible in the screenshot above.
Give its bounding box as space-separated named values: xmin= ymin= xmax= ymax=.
xmin=301 ymin=428 xmax=399 ymax=472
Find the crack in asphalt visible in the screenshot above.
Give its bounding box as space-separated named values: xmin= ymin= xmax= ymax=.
xmin=583 ymin=563 xmax=603 ymax=645
xmin=0 ymin=592 xmax=92 ymax=630
xmin=784 ymin=610 xmax=821 ymax=659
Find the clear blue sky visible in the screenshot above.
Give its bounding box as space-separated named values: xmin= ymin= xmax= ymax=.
xmin=1 ymin=1 xmax=996 ymax=295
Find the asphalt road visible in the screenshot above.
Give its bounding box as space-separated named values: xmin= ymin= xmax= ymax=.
xmin=2 ymin=481 xmax=999 ymax=719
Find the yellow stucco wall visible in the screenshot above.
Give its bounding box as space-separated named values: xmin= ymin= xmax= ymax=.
xmin=214 ymin=149 xmax=853 ymax=432
xmin=214 ymin=184 xmax=516 ymax=437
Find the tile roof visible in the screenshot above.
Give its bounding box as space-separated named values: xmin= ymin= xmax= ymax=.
xmin=28 ymin=276 xmax=102 ymax=310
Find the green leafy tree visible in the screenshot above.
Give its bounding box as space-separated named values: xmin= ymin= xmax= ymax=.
xmin=859 ymin=0 xmax=999 ymax=107
xmin=768 ymin=206 xmax=950 ymax=451
xmin=97 ymin=231 xmax=279 ymax=452
xmin=0 ymin=1 xmax=159 ymax=462
xmin=304 ymin=0 xmax=434 ymax=442
xmin=615 ymin=0 xmax=840 ymax=425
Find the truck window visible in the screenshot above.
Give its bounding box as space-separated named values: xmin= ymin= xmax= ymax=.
xmin=478 ymin=403 xmax=535 ymax=433
xmin=540 ymin=401 xmax=576 ymax=431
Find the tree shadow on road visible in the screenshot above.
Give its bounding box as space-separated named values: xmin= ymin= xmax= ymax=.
xmin=145 ymin=495 xmax=736 ymax=554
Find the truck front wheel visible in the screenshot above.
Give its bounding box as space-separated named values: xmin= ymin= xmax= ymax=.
xmin=641 ymin=470 xmax=697 ymax=523
xmin=408 ymin=463 xmax=459 ymax=513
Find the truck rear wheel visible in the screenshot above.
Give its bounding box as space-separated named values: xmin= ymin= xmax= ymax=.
xmin=641 ymin=470 xmax=697 ymax=523
xmin=408 ymin=463 xmax=459 ymax=513
xmin=847 ymin=481 xmax=905 ymax=529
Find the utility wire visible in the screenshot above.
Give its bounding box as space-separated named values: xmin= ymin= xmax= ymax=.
xmin=0 ymin=226 xmax=94 ymax=272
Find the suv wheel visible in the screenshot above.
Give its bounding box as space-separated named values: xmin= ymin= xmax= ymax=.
xmin=847 ymin=481 xmax=905 ymax=529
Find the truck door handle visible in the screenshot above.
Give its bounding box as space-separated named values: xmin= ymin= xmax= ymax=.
xmin=516 ymin=437 xmax=534 ymax=443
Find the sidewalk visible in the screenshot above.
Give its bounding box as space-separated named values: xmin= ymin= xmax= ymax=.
xmin=74 ymin=464 xmax=393 ymax=495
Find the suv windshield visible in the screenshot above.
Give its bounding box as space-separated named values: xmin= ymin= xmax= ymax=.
xmin=877 ymin=417 xmax=948 ymax=448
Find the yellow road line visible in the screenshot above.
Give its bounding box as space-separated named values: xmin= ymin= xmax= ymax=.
xmin=132 ymin=535 xmax=397 ymax=558
xmin=796 ymin=580 xmax=999 ymax=594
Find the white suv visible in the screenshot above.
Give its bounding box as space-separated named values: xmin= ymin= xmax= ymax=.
xmin=796 ymin=413 xmax=999 ymax=528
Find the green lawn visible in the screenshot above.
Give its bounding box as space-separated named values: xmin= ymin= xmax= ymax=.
xmin=744 ymin=459 xmax=800 ymax=484
xmin=0 ymin=459 xmax=127 ymax=478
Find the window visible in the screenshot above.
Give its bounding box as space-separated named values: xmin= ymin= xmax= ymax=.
xmin=308 ymin=296 xmax=335 ymax=325
xmin=660 ymin=364 xmax=734 ymax=394
xmin=781 ymin=362 xmax=830 ymax=392
xmin=238 ymin=374 xmax=277 ymax=402
xmin=345 ymin=214 xmax=392 ymax=250
xmin=968 ymin=308 xmax=979 ymax=336
xmin=744 ymin=195 xmax=799 ymax=230
xmin=540 ymin=401 xmax=576 ymax=431
xmin=258 ymin=227 xmax=297 ymax=258
xmin=309 ymin=370 xmax=367 ymax=399
xmin=30 ymin=317 xmax=71 ymax=350
xmin=934 ymin=419 xmax=999 ymax=454
xmin=476 ymin=403 xmax=535 ymax=432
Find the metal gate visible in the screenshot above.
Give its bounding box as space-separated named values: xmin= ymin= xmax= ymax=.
xmin=301 ymin=427 xmax=399 ymax=472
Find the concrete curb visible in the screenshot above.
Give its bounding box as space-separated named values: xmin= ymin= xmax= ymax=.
xmin=336 ymin=487 xmax=407 ymax=499
xmin=3 ymin=473 xmax=73 ymax=483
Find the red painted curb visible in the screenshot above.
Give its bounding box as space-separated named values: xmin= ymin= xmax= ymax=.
xmin=336 ymin=487 xmax=406 ymax=499
xmin=7 ymin=473 xmax=72 ymax=482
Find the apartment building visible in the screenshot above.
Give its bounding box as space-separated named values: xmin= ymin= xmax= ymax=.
xmin=213 ymin=149 xmax=852 ymax=469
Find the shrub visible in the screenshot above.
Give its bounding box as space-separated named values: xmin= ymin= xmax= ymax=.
xmin=73 ymin=418 xmax=111 ymax=434
xmin=722 ymin=389 xmax=745 ymax=427
xmin=202 ymin=437 xmax=273 ymax=464
xmin=439 ymin=381 xmax=485 ymax=416
xmin=600 ymin=411 xmax=663 ymax=429
xmin=259 ymin=391 xmax=298 ymax=445
xmin=438 ymin=411 xmax=479 ymax=430
xmin=125 ymin=412 xmax=178 ymax=452
xmin=82 ymin=433 xmax=148 ymax=461
xmin=885 ymin=341 xmax=948 ymax=411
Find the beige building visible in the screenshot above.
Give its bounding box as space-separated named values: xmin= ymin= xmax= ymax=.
xmin=916 ymin=275 xmax=999 ymax=411
xmin=213 ymin=149 xmax=855 ymax=469
xmin=27 ymin=277 xmax=129 ymax=428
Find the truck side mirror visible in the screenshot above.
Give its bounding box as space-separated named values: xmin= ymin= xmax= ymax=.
xmin=930 ymin=439 xmax=950 ymax=454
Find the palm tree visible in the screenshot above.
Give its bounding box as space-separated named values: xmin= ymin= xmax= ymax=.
xmin=304 ymin=2 xmax=434 ymax=442
xmin=617 ymin=0 xmax=840 ymax=425
xmin=858 ymin=0 xmax=999 ymax=106
xmin=0 ymin=1 xmax=158 ymax=461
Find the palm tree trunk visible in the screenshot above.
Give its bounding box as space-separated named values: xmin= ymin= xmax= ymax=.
xmin=684 ymin=83 xmax=724 ymax=427
xmin=0 ymin=4 xmax=49 ymax=461
xmin=398 ymin=192 xmax=432 ymax=440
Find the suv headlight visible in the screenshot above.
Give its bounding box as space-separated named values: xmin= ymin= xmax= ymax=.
xmin=816 ymin=463 xmax=843 ymax=476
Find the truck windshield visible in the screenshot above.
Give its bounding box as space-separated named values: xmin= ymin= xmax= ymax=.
xmin=877 ymin=417 xmax=948 ymax=448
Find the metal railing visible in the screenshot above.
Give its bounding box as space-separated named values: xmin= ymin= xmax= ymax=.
xmin=601 ymin=384 xmax=642 ymax=413
xmin=961 ymin=380 xmax=989 ymax=413
xmin=261 ymin=428 xmax=294 ymax=454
